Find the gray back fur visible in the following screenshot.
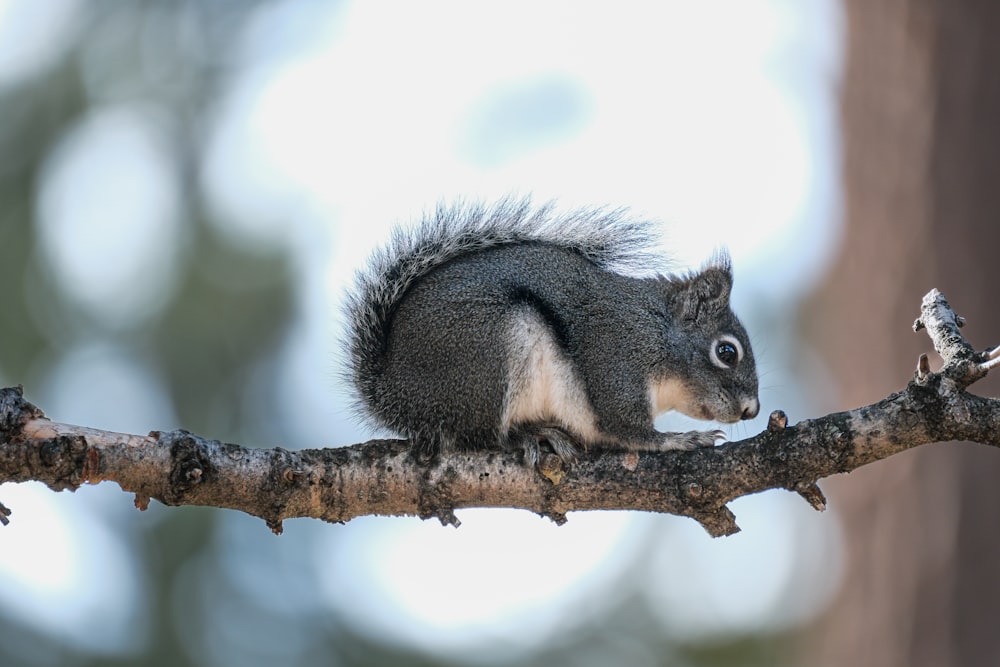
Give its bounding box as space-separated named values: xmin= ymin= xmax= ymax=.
xmin=344 ymin=196 xmax=668 ymax=418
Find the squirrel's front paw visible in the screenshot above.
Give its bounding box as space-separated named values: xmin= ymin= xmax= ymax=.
xmin=666 ymin=429 xmax=725 ymax=450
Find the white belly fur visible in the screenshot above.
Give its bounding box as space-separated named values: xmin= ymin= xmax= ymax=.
xmin=503 ymin=312 xmax=603 ymax=442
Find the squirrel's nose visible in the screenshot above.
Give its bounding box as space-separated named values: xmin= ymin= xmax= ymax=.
xmin=741 ymin=398 xmax=760 ymax=420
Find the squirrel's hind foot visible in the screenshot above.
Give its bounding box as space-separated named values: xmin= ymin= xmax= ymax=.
xmin=509 ymin=424 xmax=582 ymax=468
xmin=409 ymin=436 xmax=442 ymax=464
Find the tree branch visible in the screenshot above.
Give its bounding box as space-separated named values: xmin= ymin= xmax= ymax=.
xmin=2 ymin=289 xmax=999 ymax=537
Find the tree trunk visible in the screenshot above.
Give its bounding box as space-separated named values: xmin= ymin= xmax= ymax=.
xmin=805 ymin=1 xmax=1000 ymax=664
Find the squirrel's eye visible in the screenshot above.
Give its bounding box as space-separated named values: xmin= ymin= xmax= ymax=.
xmin=717 ymin=343 xmax=738 ymax=365
xmin=710 ymin=336 xmax=743 ymax=369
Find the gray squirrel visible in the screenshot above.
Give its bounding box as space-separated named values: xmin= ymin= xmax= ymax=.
xmin=345 ymin=198 xmax=759 ymax=464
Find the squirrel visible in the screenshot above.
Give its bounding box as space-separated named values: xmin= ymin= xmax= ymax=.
xmin=344 ymin=197 xmax=760 ymax=465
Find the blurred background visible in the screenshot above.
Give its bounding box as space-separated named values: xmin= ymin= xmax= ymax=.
xmin=0 ymin=1 xmax=998 ymax=666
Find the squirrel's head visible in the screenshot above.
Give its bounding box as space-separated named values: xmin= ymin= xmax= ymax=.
xmin=653 ymin=252 xmax=759 ymax=424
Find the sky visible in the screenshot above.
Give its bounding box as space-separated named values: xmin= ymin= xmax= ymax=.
xmin=0 ymin=0 xmax=846 ymax=657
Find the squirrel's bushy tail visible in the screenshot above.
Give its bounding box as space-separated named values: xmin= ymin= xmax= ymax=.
xmin=343 ymin=196 xmax=664 ymax=427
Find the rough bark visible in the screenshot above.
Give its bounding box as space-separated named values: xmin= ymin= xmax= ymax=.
xmin=1 ymin=290 xmax=998 ymax=537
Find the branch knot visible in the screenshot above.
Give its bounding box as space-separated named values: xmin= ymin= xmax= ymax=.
xmin=165 ymin=430 xmax=215 ymax=499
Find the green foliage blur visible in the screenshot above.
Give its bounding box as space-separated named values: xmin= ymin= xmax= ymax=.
xmin=0 ymin=2 xmax=299 ymax=665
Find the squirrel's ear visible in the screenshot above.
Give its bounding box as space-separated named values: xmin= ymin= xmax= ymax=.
xmin=675 ymin=253 xmax=733 ymax=321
